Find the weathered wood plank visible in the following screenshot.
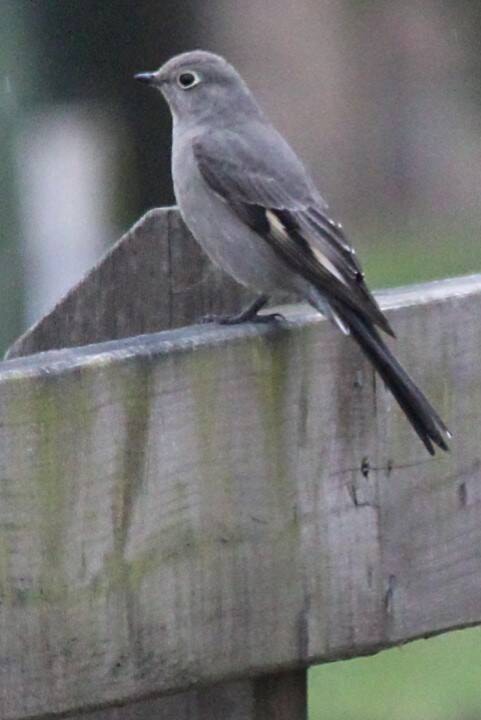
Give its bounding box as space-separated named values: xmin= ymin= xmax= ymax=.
xmin=5 ymin=208 xmax=255 ymax=359
xmin=85 ymin=672 xmax=306 ymax=720
xmin=0 ymin=274 xmax=479 ymax=719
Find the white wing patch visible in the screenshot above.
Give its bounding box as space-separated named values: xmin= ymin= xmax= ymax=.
xmin=310 ymin=247 xmax=347 ymax=286
xmin=266 ymin=209 xmax=347 ymax=286
xmin=265 ymin=209 xmax=288 ymax=240
xmin=265 ymin=208 xmax=350 ymax=334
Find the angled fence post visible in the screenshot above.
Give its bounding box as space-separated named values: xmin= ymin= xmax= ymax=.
xmin=6 ymin=208 xmax=254 ymax=358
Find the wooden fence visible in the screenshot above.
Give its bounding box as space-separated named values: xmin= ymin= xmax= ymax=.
xmin=1 ymin=208 xmax=480 ymax=719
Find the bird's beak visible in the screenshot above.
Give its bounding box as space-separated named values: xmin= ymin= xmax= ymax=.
xmin=134 ymin=71 xmax=157 ymax=85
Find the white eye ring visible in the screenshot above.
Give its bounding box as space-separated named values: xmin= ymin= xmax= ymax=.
xmin=177 ymin=70 xmax=201 ymax=90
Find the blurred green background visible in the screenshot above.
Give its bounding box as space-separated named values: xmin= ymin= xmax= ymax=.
xmin=1 ymin=2 xmax=481 ymax=718
xmin=310 ymin=629 xmax=481 ymax=720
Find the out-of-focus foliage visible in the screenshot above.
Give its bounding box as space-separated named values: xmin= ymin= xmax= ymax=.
xmin=0 ymin=2 xmax=28 ymax=350
xmin=310 ymin=628 xmax=481 ymax=720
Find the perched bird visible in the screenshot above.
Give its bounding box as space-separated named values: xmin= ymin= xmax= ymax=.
xmin=135 ymin=50 xmax=450 ymax=455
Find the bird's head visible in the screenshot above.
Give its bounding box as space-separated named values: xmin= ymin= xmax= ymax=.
xmin=135 ymin=50 xmax=260 ymax=126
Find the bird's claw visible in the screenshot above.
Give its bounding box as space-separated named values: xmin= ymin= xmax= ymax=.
xmin=201 ymin=312 xmax=285 ymax=325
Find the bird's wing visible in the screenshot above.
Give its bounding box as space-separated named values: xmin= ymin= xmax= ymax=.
xmin=193 ymin=127 xmax=394 ymax=336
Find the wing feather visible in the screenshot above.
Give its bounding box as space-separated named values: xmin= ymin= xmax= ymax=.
xmin=193 ymin=128 xmax=394 ymax=336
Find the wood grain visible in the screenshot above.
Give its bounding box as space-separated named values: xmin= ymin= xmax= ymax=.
xmin=5 ymin=208 xmax=256 ymax=359
xmin=0 ymin=274 xmax=479 ymax=719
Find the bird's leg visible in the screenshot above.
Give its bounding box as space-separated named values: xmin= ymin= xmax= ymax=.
xmin=201 ymin=294 xmax=284 ymax=325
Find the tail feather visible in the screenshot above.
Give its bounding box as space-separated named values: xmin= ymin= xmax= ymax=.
xmin=332 ymin=303 xmax=450 ymax=455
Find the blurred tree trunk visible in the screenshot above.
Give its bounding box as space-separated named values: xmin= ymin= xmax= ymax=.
xmin=25 ymin=0 xmax=201 ymax=223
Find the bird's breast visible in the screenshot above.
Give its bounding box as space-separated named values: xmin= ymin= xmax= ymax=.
xmin=170 ymin=133 xmax=305 ymax=296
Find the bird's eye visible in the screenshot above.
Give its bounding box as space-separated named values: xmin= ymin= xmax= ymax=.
xmin=177 ymin=71 xmax=201 ymax=89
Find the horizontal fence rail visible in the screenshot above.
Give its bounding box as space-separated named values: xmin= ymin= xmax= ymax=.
xmin=0 ymin=268 xmax=480 ymax=718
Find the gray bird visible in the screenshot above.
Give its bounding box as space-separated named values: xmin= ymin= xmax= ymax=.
xmin=135 ymin=50 xmax=450 ymax=455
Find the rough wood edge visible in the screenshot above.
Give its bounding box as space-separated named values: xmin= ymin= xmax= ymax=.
xmin=2 ymin=273 xmax=480 ymax=378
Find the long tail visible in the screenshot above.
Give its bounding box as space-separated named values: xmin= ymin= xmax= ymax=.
xmin=332 ymin=303 xmax=450 ymax=455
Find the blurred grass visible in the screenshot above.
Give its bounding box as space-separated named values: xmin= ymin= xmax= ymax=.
xmin=309 ymin=628 xmax=481 ymax=720
xmin=357 ymin=219 xmax=481 ymax=289
xmin=309 ymin=218 xmax=481 ymax=720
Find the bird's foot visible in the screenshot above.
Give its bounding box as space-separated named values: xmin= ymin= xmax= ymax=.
xmin=200 ymin=294 xmax=284 ymax=325
xmin=201 ymin=311 xmax=285 ymax=325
